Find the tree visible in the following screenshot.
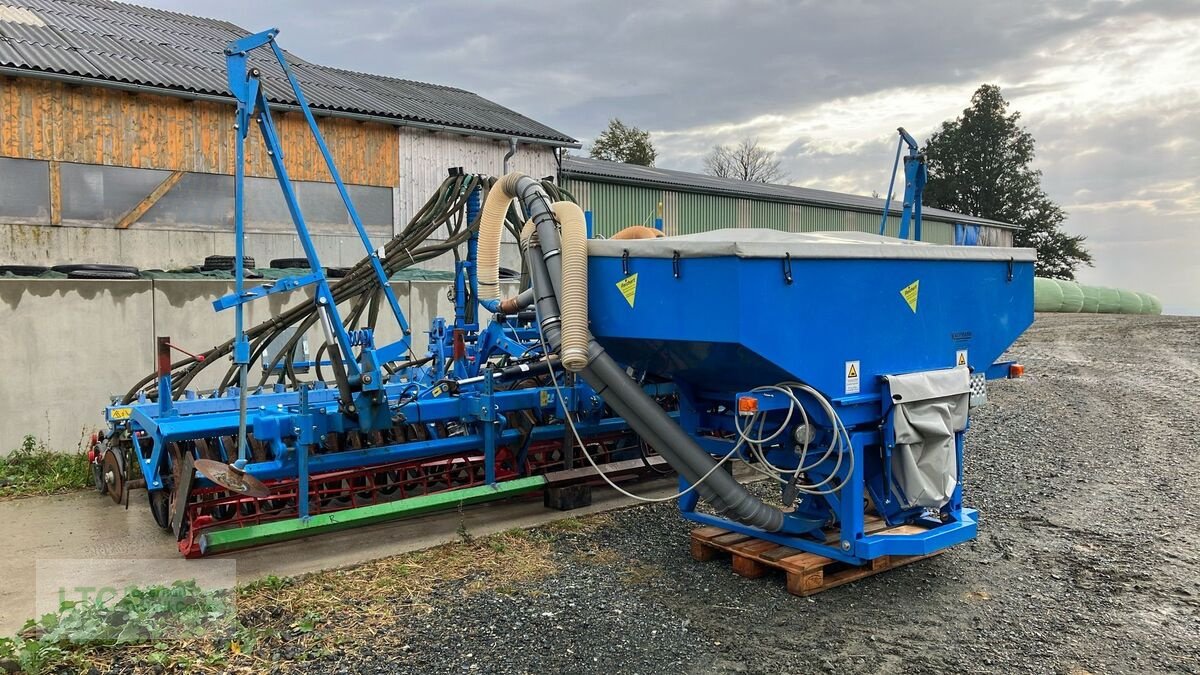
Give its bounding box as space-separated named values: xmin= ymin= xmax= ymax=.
xmin=703 ymin=138 xmax=787 ymax=183
xmin=589 ymin=119 xmax=657 ymax=166
xmin=922 ymin=84 xmax=1091 ymax=279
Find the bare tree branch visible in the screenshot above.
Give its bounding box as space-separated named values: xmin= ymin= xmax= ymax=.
xmin=703 ymin=138 xmax=787 ymax=183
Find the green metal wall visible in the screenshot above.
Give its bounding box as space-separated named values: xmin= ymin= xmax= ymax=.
xmin=563 ymin=178 xmax=958 ymax=244
xmin=674 ymin=191 xmax=738 ymax=233
xmin=571 ymin=181 xmax=661 ymax=237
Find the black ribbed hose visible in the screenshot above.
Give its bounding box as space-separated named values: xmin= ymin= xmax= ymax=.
xmin=512 ymin=174 xmax=785 ymax=533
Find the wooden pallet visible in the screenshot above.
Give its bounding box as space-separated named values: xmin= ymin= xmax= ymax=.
xmin=689 ymin=520 xmax=942 ymax=597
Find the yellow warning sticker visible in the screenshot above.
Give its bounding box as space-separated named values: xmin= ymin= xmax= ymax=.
xmin=956 ymin=349 xmax=968 ymax=367
xmin=430 ymin=384 xmax=445 ymax=398
xmin=845 ymin=360 xmax=861 ymax=395
xmin=616 ymin=273 xmax=638 ymax=308
xmin=110 ymin=407 xmax=132 ymax=420
xmin=900 ymin=280 xmax=920 ymax=313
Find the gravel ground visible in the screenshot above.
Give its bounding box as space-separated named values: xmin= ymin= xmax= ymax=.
xmin=307 ymin=314 xmax=1199 ymax=675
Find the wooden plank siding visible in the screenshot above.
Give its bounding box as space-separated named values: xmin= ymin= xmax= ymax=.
xmin=0 ymin=77 xmax=398 ymax=187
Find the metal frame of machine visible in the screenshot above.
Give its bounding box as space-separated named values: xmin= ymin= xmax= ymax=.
xmin=92 ymin=28 xmax=1034 ymax=573
xmin=93 ymin=29 xmax=665 ymax=557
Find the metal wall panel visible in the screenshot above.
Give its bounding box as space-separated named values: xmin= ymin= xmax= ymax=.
xmin=735 ymin=198 xmax=752 ymax=228
xmin=563 ymin=179 xmax=661 ymax=238
xmin=673 ymin=191 xmax=737 ymax=234
xmin=564 ymin=178 xmax=972 ymax=245
xmin=661 ymin=190 xmax=679 ymax=235
xmin=749 ymin=200 xmax=789 ymax=231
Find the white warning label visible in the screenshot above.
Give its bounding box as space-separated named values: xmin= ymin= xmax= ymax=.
xmin=845 ymin=360 xmax=861 ymax=395
xmin=956 ymin=349 xmax=969 ymax=368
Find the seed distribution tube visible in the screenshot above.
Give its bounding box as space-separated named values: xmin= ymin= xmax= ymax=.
xmin=509 ymin=173 xmax=787 ymax=533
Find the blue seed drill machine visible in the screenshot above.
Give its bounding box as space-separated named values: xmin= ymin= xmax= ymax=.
xmin=93 ymin=29 xmax=1034 ymax=577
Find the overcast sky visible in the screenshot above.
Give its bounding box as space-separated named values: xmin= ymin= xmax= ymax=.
xmin=143 ymin=0 xmax=1199 ymax=314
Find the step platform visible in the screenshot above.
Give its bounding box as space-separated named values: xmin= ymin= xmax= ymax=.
xmin=689 ymin=518 xmax=944 ymax=596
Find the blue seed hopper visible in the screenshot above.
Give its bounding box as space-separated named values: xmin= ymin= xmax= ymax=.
xmin=588 ymin=230 xmax=1032 ymax=395
xmin=581 ymin=229 xmax=1034 ymax=564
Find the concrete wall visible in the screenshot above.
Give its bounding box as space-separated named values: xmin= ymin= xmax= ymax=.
xmin=0 ymin=223 xmax=406 ymax=271
xmin=0 ymin=277 xmax=515 ymax=455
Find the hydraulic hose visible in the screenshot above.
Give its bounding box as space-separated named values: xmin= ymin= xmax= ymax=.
xmin=508 ymin=172 xmax=786 ymax=533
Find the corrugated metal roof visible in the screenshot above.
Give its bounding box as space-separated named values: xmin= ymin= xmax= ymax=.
xmin=561 ymin=156 xmax=1020 ymax=230
xmin=0 ymin=0 xmax=576 ymax=144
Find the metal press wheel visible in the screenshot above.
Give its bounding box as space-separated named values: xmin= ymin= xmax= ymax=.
xmin=101 ymin=447 xmax=125 ymax=505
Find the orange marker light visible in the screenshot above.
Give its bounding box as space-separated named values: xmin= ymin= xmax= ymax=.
xmin=737 ymin=396 xmax=759 ymax=415
xmin=1008 ymin=364 xmax=1025 ymax=379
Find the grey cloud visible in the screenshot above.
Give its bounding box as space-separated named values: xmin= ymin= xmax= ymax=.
xmin=134 ymin=0 xmax=1200 ymax=312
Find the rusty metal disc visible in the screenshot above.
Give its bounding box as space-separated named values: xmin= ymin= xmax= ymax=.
xmin=193 ymin=459 xmax=270 ymax=498
xmin=101 ymin=447 xmax=125 ymax=505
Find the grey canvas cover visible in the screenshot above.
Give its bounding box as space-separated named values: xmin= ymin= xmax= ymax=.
xmin=884 ymin=367 xmax=971 ymax=509
xmin=588 ymin=229 xmax=1036 ymax=262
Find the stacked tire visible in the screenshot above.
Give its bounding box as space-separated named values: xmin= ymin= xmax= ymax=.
xmin=201 ymin=255 xmax=255 ymax=272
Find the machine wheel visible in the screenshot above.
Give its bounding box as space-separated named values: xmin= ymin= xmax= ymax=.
xmin=148 ymin=490 xmax=171 ymax=531
xmin=101 ymin=448 xmax=125 ymax=505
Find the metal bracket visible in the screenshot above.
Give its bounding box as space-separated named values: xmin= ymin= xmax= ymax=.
xmin=672 ymin=250 xmax=681 ymax=279
xmin=622 ymin=249 xmax=630 ymax=276
xmin=1007 ymin=257 xmax=1014 ymax=282
xmin=212 ymin=271 xmax=324 ymax=312
xmin=783 ymin=253 xmax=793 ymax=285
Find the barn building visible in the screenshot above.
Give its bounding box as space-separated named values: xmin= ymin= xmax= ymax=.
xmin=0 ymin=0 xmax=574 ymax=271
xmin=561 ymin=156 xmax=1019 ymax=246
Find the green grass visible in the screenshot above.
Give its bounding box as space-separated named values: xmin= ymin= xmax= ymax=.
xmin=0 ymin=580 xmax=236 ymax=674
xmin=0 ymin=435 xmax=92 ymax=500
xmin=2 ymin=525 xmax=570 ymax=673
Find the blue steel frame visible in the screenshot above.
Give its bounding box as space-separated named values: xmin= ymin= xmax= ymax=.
xmin=675 ymin=375 xmax=995 ymax=566
xmin=104 ymin=30 xmax=647 ymax=524
xmin=878 ymin=127 xmax=927 ymax=242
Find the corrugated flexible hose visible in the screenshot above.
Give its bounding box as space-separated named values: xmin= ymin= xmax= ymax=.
xmin=507 ymin=172 xmax=787 ymax=533
xmin=551 ymin=201 xmax=590 ymax=372
xmin=476 ymin=172 xmax=523 ymax=304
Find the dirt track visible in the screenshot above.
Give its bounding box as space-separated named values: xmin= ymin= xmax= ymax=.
xmin=306 ymin=314 xmax=1200 ymax=674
